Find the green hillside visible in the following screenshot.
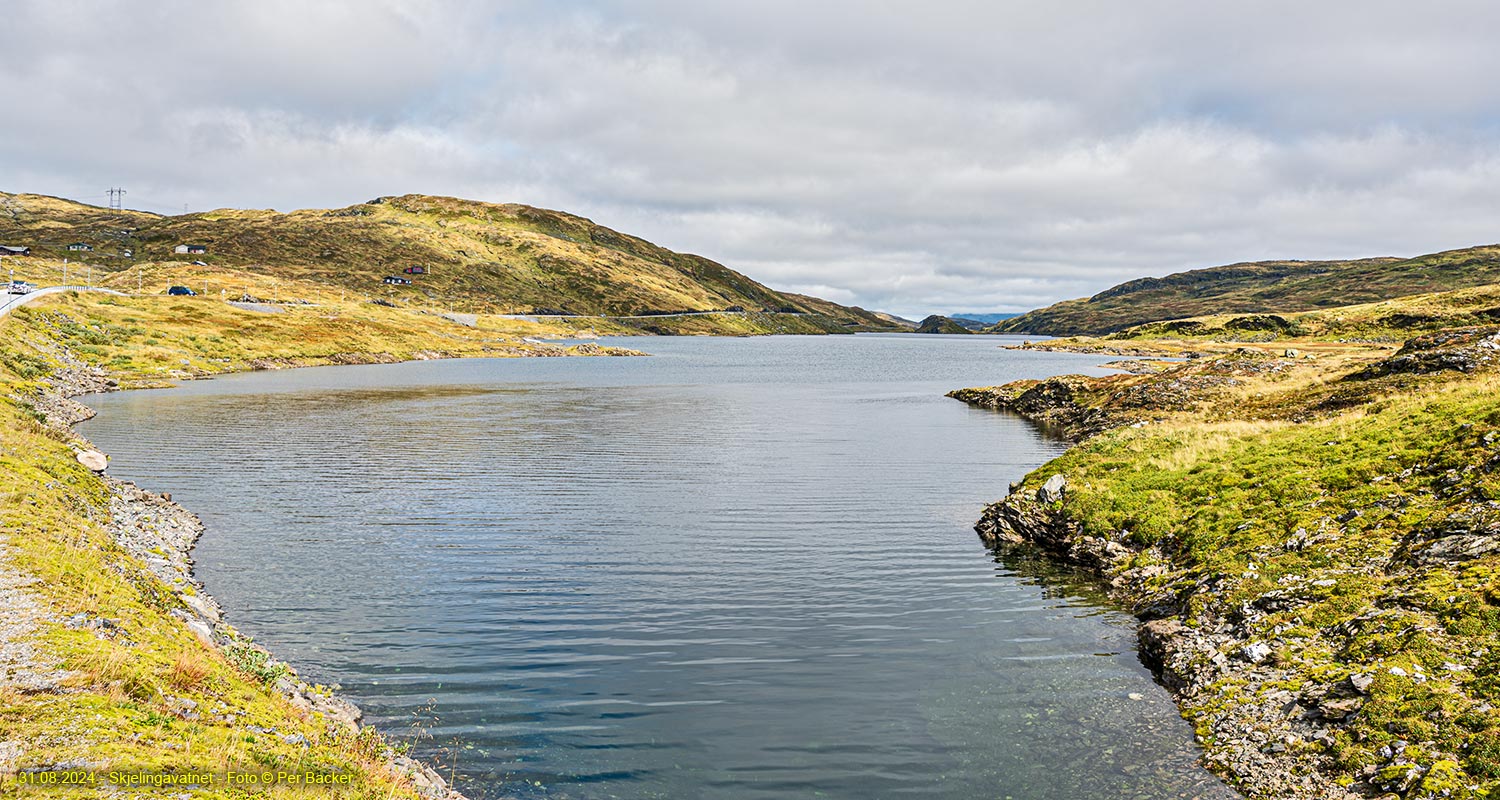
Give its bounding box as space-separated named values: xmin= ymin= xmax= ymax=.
xmin=1105 ymin=282 xmax=1500 ymax=344
xmin=996 ymin=245 xmax=1500 ymax=335
xmin=913 ymin=315 xmax=973 ymax=334
xmin=0 ymin=192 xmax=899 ymax=332
xmin=949 ymin=286 xmax=1500 ymax=797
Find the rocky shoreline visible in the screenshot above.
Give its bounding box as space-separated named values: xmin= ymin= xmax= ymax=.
xmin=953 ymin=341 xmax=1500 ymax=800
xmin=975 ymin=485 xmax=1359 ymax=799
xmin=961 ymin=359 xmax=1360 ymax=798
xmin=30 ymin=356 xmax=470 ymax=798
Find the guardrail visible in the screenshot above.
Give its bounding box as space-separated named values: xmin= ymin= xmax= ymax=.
xmin=0 ymin=286 xmax=128 ymax=318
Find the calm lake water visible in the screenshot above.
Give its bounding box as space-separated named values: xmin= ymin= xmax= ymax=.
xmin=81 ymin=334 xmax=1234 ymax=800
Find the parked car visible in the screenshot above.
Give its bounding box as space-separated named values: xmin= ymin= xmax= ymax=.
xmin=6 ymin=281 xmax=36 ymax=294
xmin=167 ymin=286 xmax=197 ymax=296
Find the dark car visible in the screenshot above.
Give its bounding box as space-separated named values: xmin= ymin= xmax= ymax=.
xmin=167 ymin=286 xmax=197 ymax=296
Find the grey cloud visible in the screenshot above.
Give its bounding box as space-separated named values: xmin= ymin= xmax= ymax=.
xmin=6 ymin=1 xmax=1500 ymax=318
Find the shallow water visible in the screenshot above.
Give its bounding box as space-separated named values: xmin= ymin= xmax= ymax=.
xmin=81 ymin=334 xmax=1234 ymax=799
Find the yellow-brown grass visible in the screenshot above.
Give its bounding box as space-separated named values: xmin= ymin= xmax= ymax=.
xmin=168 ymin=646 xmax=213 ymax=691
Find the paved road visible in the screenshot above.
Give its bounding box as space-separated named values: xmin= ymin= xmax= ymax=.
xmin=0 ymin=292 xmax=789 ymax=323
xmin=496 ymin=310 xmax=789 ymax=322
xmin=0 ymin=286 xmax=128 ymax=318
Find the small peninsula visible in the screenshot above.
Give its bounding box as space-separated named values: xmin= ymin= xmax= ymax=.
xmin=953 ymin=275 xmax=1500 ymax=799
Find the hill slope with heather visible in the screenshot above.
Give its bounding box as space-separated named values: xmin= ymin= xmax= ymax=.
xmin=951 ymin=285 xmax=1500 ymax=799
xmin=995 ymin=245 xmax=1500 ymax=335
xmin=0 ymin=192 xmax=900 ymax=333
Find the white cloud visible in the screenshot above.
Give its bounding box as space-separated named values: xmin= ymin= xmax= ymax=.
xmin=6 ymin=0 xmax=1500 ymax=317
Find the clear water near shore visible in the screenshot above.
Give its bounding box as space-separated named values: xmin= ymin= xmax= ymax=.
xmin=81 ymin=334 xmax=1236 ymax=800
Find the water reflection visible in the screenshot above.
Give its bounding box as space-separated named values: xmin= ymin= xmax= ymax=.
xmin=81 ymin=335 xmax=1234 ymax=799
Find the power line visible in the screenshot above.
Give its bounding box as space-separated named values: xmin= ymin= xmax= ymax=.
xmin=124 ymin=199 xmax=176 ymax=211
xmin=125 ymin=195 xmax=194 ymax=214
xmin=107 ymin=187 xmax=126 ymax=211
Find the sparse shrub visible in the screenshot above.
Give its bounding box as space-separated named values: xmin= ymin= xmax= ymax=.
xmin=14 ymin=400 xmax=46 ymax=425
xmin=168 ymin=647 xmax=212 ymax=691
xmin=1468 ymin=730 xmax=1500 ymax=778
xmin=0 ymin=351 xmax=52 ymax=379
xmin=223 ymin=639 xmax=292 ymax=686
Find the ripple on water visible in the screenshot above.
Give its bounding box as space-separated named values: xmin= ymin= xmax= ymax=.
xmin=81 ymin=335 xmax=1237 ymax=800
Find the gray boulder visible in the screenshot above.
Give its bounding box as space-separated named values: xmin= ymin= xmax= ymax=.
xmin=1036 ymin=474 xmax=1068 ymax=504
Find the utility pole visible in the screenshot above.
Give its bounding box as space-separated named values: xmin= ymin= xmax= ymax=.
xmin=107 ymin=188 xmax=126 ymax=211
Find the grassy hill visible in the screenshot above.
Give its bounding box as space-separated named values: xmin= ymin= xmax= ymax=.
xmin=1103 ymin=283 xmax=1500 ymax=346
xmin=995 ymin=245 xmax=1500 ymax=335
xmin=950 ymin=294 xmax=1500 ymax=798
xmin=0 ymin=192 xmax=899 ymax=334
xmin=913 ymin=315 xmax=973 ymax=334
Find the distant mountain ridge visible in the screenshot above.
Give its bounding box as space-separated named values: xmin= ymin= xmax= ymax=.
xmin=0 ymin=192 xmax=900 ymax=333
xmin=914 ymin=315 xmax=973 ymax=334
xmin=994 ymin=245 xmax=1500 ymax=335
xmin=947 ymin=312 xmax=1021 ymax=325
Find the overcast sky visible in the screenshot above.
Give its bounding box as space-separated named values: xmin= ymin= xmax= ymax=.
xmin=6 ymin=1 xmax=1500 ymax=317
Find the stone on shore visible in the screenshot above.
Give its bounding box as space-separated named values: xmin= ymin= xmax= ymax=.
xmin=1037 ymin=473 xmax=1067 ymax=503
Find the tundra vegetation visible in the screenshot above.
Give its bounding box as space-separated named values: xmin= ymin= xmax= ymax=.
xmin=954 ymin=287 xmax=1500 ymax=799
xmin=0 ymin=188 xmax=901 ymax=797
xmin=0 ymin=312 xmax=479 ymax=797
xmin=0 ymin=192 xmax=902 ymax=335
xmin=0 ymin=260 xmax=663 ymax=796
xmin=994 ymin=245 xmax=1500 ymax=336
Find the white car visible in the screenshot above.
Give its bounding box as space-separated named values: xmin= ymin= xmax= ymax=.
xmin=6 ymin=281 xmax=36 ymax=294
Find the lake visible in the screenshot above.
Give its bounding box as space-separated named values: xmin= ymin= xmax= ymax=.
xmin=80 ymin=334 xmax=1234 ymax=800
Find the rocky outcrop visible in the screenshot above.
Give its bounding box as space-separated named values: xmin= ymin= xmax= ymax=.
xmin=949 ymin=352 xmax=1301 ymax=441
xmin=947 ymin=377 xmax=1117 ymax=439
xmin=962 ymin=324 xmax=1500 ymax=800
xmin=1396 ymin=502 xmax=1500 ymax=565
xmin=1223 ymin=314 xmax=1297 ymax=334
xmin=1348 ymin=325 xmax=1500 ymax=378
xmin=22 ymin=339 xmax=118 ymax=424
xmin=564 ymin=342 xmax=648 ymax=357
xmin=976 ymin=484 xmax=1364 ymax=800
